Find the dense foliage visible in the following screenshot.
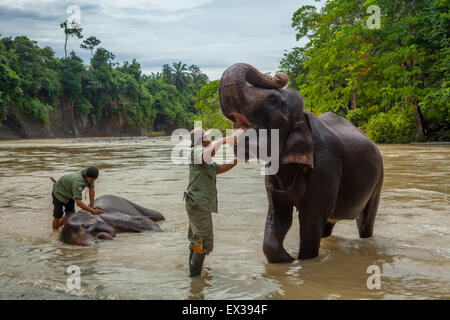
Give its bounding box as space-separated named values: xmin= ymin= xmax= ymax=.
xmin=194 ymin=80 xmax=233 ymax=131
xmin=279 ymin=0 xmax=449 ymax=143
xmin=0 ymin=34 xmax=209 ymax=132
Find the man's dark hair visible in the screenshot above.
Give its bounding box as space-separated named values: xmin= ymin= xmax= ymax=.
xmin=83 ymin=167 xmax=99 ymax=179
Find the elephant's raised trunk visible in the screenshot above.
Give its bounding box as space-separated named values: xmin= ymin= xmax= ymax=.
xmin=219 ymin=63 xmax=288 ymax=124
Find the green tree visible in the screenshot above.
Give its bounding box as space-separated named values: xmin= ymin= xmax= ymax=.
xmin=0 ymin=34 xmax=214 ymax=134
xmin=60 ymin=51 xmax=84 ymax=98
xmin=161 ymin=64 xmax=173 ymax=84
xmin=279 ymin=47 xmax=308 ymax=89
xmin=171 ymin=61 xmax=189 ymax=90
xmin=60 ymin=20 xmax=83 ymax=58
xmin=281 ymin=0 xmax=449 ymax=143
xmin=188 ymin=64 xmax=209 ymax=90
xmin=195 ymin=80 xmax=233 ymax=132
xmin=80 ymin=36 xmax=101 ymax=57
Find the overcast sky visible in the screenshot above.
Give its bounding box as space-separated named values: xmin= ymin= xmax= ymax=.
xmin=0 ymin=0 xmax=322 ymax=80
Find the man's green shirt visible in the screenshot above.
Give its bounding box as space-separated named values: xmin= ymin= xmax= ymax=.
xmin=187 ymin=145 xmax=220 ymax=212
xmin=53 ymin=169 xmax=95 ymax=204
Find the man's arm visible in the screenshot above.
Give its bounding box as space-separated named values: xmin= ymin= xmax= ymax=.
xmin=75 ymin=199 xmax=102 ymax=215
xmin=89 ymin=187 xmax=95 ymax=208
xmin=203 ymin=135 xmax=237 ymax=163
xmin=202 ymin=138 xmax=226 ymax=163
xmin=217 ymin=159 xmax=238 ymax=174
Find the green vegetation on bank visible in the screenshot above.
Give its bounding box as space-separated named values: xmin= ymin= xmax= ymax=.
xmin=194 ymin=80 xmax=233 ymax=131
xmin=0 ymin=31 xmax=208 ymax=131
xmin=280 ymin=0 xmax=449 ymax=143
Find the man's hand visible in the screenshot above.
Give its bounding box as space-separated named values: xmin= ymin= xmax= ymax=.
xmin=225 ymin=128 xmax=245 ymax=146
xmin=90 ymin=207 xmax=103 ymax=215
xmin=203 ymin=132 xmax=240 ymax=163
xmin=76 ymin=199 xmax=103 ymax=215
xmin=224 ymin=135 xmax=238 ymax=146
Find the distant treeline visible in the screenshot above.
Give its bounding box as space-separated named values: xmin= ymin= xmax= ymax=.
xmin=2 ymin=0 xmax=448 ymax=143
xmin=0 ymin=33 xmax=209 ymax=132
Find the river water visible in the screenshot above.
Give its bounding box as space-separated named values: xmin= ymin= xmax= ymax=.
xmin=0 ymin=137 xmax=448 ymax=300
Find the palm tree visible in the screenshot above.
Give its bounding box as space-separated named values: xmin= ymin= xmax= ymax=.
xmin=161 ymin=64 xmax=173 ymax=83
xmin=171 ymin=61 xmax=188 ymax=90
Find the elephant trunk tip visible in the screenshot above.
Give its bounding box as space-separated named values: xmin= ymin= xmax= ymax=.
xmin=273 ymin=72 xmax=289 ymax=88
xmin=97 ymin=232 xmax=114 ymax=240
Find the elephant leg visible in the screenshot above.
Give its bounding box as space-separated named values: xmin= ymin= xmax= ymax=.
xmin=298 ymin=211 xmax=326 ymax=260
xmin=357 ymin=175 xmax=383 ymax=238
xmin=322 ymin=222 xmax=335 ymax=238
xmin=263 ymin=194 xmax=294 ymax=263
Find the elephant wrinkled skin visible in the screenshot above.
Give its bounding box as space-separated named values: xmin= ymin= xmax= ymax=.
xmin=60 ymin=195 xmax=165 ymax=246
xmin=219 ymin=63 xmax=384 ymax=262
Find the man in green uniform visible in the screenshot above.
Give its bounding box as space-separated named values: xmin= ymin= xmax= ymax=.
xmin=52 ymin=167 xmax=103 ymax=230
xmin=185 ymin=128 xmax=239 ymax=277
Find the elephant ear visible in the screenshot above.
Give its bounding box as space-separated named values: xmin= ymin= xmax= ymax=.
xmin=280 ymin=112 xmax=314 ymax=168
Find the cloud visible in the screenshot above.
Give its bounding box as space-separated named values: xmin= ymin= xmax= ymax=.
xmin=0 ymin=0 xmax=320 ymax=80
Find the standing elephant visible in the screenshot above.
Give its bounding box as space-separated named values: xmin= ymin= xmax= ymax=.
xmin=219 ymin=63 xmax=384 ymax=262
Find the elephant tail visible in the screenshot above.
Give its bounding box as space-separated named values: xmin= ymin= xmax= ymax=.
xmin=50 ymin=177 xmax=56 ymax=183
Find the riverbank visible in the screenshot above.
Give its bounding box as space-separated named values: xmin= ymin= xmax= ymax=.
xmin=409 ymin=141 xmax=450 ymax=145
xmin=0 ymin=105 xmax=175 ymax=140
xmin=0 ymin=133 xmax=169 ymax=143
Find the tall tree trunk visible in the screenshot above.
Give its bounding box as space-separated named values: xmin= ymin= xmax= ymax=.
xmin=407 ymin=95 xmax=425 ymax=139
xmin=414 ymin=104 xmax=426 ymax=139
xmin=64 ymin=34 xmax=68 ymax=58
xmin=351 ymin=91 xmax=357 ymax=110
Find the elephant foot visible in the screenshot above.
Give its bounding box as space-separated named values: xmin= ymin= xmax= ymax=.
xmin=264 ymin=244 xmax=295 ymax=263
xmin=267 ymin=254 xmax=295 ymax=264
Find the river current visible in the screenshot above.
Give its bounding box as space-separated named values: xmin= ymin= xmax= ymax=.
xmin=0 ymin=137 xmax=448 ymax=299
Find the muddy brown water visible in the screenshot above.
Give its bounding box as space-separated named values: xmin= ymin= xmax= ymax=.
xmin=0 ymin=137 xmax=448 ymax=299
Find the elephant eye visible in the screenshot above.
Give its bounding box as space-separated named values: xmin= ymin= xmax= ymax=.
xmin=267 ymin=95 xmax=278 ymax=105
xmin=82 ymin=224 xmax=91 ymax=230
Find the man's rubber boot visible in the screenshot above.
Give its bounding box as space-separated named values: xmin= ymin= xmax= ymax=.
xmin=189 ymin=252 xmax=206 ymax=277
xmin=189 ymin=249 xmax=194 ymax=264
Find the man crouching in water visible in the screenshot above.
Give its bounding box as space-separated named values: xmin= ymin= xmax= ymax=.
xmin=185 ymin=128 xmax=239 ymax=277
xmin=52 ymin=167 xmax=103 ymax=230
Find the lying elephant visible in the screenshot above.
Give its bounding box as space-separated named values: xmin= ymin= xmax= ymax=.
xmin=60 ymin=195 xmax=165 ymax=245
xmin=219 ymin=63 xmax=384 ymax=261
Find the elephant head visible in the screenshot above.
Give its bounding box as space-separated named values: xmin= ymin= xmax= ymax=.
xmin=60 ymin=211 xmax=116 ymax=245
xmin=219 ymin=63 xmax=314 ymax=169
